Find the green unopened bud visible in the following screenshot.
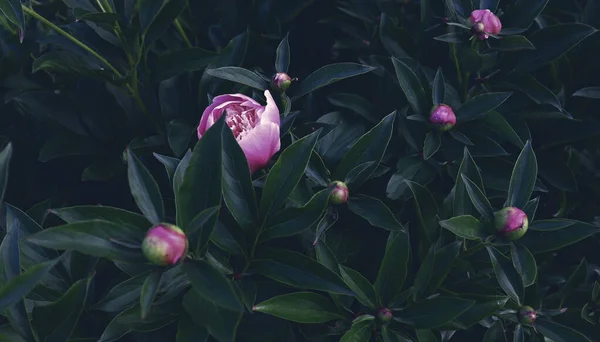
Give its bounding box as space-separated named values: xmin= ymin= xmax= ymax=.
xmin=377 ymin=308 xmax=392 ymax=323
xmin=517 ymin=306 xmax=537 ymax=325
xmin=329 ymin=181 xmax=348 ymax=205
xmin=494 ymin=207 xmax=529 ymax=240
xmin=142 ymin=223 xmax=188 ymax=266
xmin=272 ymin=72 xmax=293 ymax=92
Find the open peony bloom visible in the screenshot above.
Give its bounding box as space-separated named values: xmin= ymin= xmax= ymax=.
xmin=494 ymin=207 xmax=529 ymax=240
xmin=142 ymin=223 xmax=188 ymax=266
xmin=469 ymin=9 xmax=502 ymax=40
xmin=198 ymin=90 xmax=281 ymax=174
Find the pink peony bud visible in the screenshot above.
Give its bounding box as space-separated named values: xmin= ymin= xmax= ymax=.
xmin=272 ymin=72 xmax=293 ymax=92
xmin=198 ymin=90 xmax=281 ymax=174
xmin=429 ymin=104 xmax=456 ymax=131
xmin=377 ymin=308 xmax=393 ymax=323
xmin=469 ymin=9 xmax=502 ymax=40
xmin=329 ymin=181 xmax=349 ymax=205
xmin=142 ymin=223 xmax=188 ymax=266
xmin=517 ymin=306 xmax=537 ymax=325
xmin=494 ymin=207 xmax=529 ymax=240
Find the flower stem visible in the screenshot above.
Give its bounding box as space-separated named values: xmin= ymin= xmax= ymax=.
xmin=174 ymin=18 xmax=192 ymax=48
xmin=21 ymin=5 xmax=123 ymax=79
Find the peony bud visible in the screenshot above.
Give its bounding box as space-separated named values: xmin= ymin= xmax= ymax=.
xmin=329 ymin=181 xmax=349 ymax=205
xmin=142 ymin=223 xmax=188 ymax=266
xmin=377 ymin=308 xmax=393 ymax=323
xmin=469 ymin=9 xmax=502 ymax=40
xmin=517 ymin=306 xmax=537 ymax=325
xmin=272 ymin=72 xmax=293 ymax=92
xmin=494 ymin=207 xmax=529 ymax=240
xmin=429 ymin=104 xmax=456 ymax=131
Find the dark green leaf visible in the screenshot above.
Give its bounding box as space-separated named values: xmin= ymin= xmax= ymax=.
xmin=550 ymin=258 xmax=587 ymax=305
xmin=523 ymin=197 xmax=539 ymax=222
xmin=252 ymin=248 xmax=353 ymax=295
xmin=275 ymin=33 xmax=291 ymax=73
xmin=379 ymin=14 xmax=410 ymax=59
xmin=292 ymin=63 xmax=376 ymax=98
xmin=391 ymin=58 xmax=428 ymax=114
xmin=305 ymin=152 xmax=330 ymax=187
xmin=514 ymin=324 xmax=525 ymax=342
xmin=27 ymin=220 xmax=145 ymax=263
xmin=461 ymin=174 xmax=494 ymax=220
xmin=0 ymin=0 xmax=25 ymax=39
xmin=339 ymin=320 xmax=373 ymax=342
xmin=426 ymin=241 xmax=462 ymax=294
xmin=151 ymin=48 xmax=219 ymax=82
xmin=488 ymin=36 xmax=535 ymax=51
xmin=412 ymin=245 xmax=436 ymax=301
xmin=423 ymin=132 xmax=440 ymax=160
xmin=439 ymin=215 xmax=487 ymax=240
xmin=50 ymin=206 xmax=150 ymax=229
xmin=328 ymin=93 xmax=379 ymax=124
xmin=176 ymin=313 xmax=209 ymax=342
xmin=32 ymin=276 xmax=93 ymax=342
xmin=32 ymin=51 xmax=117 ymax=82
xmin=206 ymin=67 xmax=268 ymax=90
xmin=339 ymin=266 xmax=377 ymax=309
xmin=395 ymin=297 xmax=474 ymax=329
xmin=173 ymin=149 xmax=192 ymax=193
xmin=222 ymin=125 xmax=258 ymax=231
xmin=516 ymin=24 xmax=597 ymax=72
xmin=432 ymin=68 xmax=446 ymax=105
xmin=260 ymin=189 xmax=330 ymax=242
xmin=182 ymin=260 xmax=243 ymax=312
xmin=143 ymin=0 xmax=186 ymax=44
xmin=415 ymin=329 xmax=438 ymax=342
xmin=167 ymin=120 xmax=193 ymax=157
xmin=455 ymin=92 xmax=512 ymax=122
xmin=506 ymin=141 xmax=538 ymax=208
xmin=333 ymin=112 xmax=395 ymax=189
xmin=454 ymin=147 xmax=485 ymax=217
xmin=501 ymin=0 xmax=549 ymax=29
xmin=259 ymin=129 xmax=321 ymax=220
xmin=500 ymin=74 xmax=561 ymax=110
xmin=176 ymin=116 xmax=224 ymax=250
xmin=433 ymin=32 xmax=465 ymax=43
xmin=0 ymin=142 xmax=12 ymax=207
xmin=481 ymin=111 xmax=524 ymax=148
xmin=253 ymin=292 xmax=344 ymax=323
xmin=153 ymin=153 xmax=179 ymax=184
xmin=521 ymin=220 xmax=599 ymax=253
xmin=126 ymin=149 xmax=164 ymax=225
xmin=455 ymin=298 xmax=509 ymax=328
xmin=93 ymin=273 xmax=148 ymax=312
xmin=0 ymin=258 xmax=60 ymax=312
xmin=347 ymin=195 xmax=403 ymax=231
xmin=535 ymin=317 xmax=592 ymax=342
xmin=482 ymin=320 xmax=506 ymax=342
xmin=405 ymin=180 xmax=439 ymax=243
xmin=573 ymin=87 xmax=600 ymax=99
xmin=486 ymin=246 xmax=523 ymax=305
xmin=375 ymin=231 xmax=410 ymax=305
xmin=510 ymin=243 xmax=537 ymax=287
xmin=140 ymin=271 xmax=162 ymax=319
xmin=183 ymin=291 xmax=242 ymax=342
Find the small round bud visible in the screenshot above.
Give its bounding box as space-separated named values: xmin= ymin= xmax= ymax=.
xmin=429 ymin=104 xmax=456 ymax=131
xmin=472 ymin=22 xmax=485 ymax=34
xmin=142 ymin=223 xmax=188 ymax=266
xmin=272 ymin=72 xmax=293 ymax=92
xmin=494 ymin=207 xmax=529 ymax=240
xmin=377 ymin=308 xmax=393 ymax=323
xmin=517 ymin=306 xmax=537 ymax=325
xmin=329 ymin=181 xmax=349 ymax=205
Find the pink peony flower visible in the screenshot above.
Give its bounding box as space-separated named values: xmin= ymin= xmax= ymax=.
xmin=142 ymin=224 xmax=188 ymax=266
xmin=469 ymin=9 xmax=502 ymax=40
xmin=198 ymin=90 xmax=281 ymax=174
xmin=429 ymin=104 xmax=457 ymax=131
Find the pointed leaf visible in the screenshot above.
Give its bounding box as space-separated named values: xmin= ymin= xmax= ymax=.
xmin=455 ymin=92 xmax=512 ymax=122
xmin=510 ymin=243 xmax=537 ymax=287
xmin=140 ymin=271 xmax=162 ymax=319
xmin=275 ymin=33 xmax=291 ymax=73
xmin=520 ymin=220 xmax=599 ymax=253
xmin=439 ymin=215 xmax=487 ymax=240
xmin=375 ymin=231 xmax=410 ymax=305
xmin=347 ymin=195 xmax=403 ymax=231
xmin=339 ymin=266 xmax=378 ymax=309
xmin=573 ymin=87 xmax=600 ymax=99
xmin=0 ymin=0 xmax=25 ymax=40
xmin=340 ymin=320 xmax=373 ymax=342
xmin=0 ymin=258 xmax=60 ymax=312
xmin=506 ymin=141 xmax=537 ymax=208
xmin=535 ymin=317 xmax=592 ymax=342
xmin=182 ymin=260 xmax=243 ymax=312
xmin=482 ymin=320 xmax=507 ymax=342
xmin=391 ymin=57 xmax=428 ymax=114
xmin=259 ymin=129 xmax=321 ymax=220
xmin=183 ymin=291 xmax=242 ymax=342
xmin=292 ymin=63 xmax=376 ymax=98
xmin=395 ymin=297 xmax=474 ymax=329
xmin=405 ymin=180 xmax=439 ymax=243
xmin=454 ymin=147 xmax=485 ymax=217
xmin=253 ymin=292 xmax=344 ymax=323
xmin=488 ymin=36 xmax=535 ymax=51
xmin=206 ymin=66 xmax=268 ymax=90
xmin=432 ymin=68 xmax=446 ymax=105
xmin=50 ymin=206 xmax=150 ymax=229
xmin=486 ymin=246 xmax=523 ymax=305
xmin=0 ymin=142 xmax=12 ymax=207
xmin=426 ymin=241 xmax=462 ymax=294
xmin=126 ymin=149 xmax=164 ymax=225
xmin=423 ymin=132 xmax=440 ymax=160
xmin=461 ymin=174 xmax=494 ymax=220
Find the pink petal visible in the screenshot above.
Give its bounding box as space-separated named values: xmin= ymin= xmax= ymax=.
xmin=238 ymin=122 xmax=281 ymax=173
xmin=259 ymin=90 xmax=281 ymax=125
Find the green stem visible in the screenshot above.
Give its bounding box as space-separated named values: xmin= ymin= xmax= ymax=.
xmin=174 ymin=18 xmax=192 ymax=48
xmin=22 ymin=5 xmax=123 ymax=79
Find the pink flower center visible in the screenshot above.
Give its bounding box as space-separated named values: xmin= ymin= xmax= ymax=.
xmin=225 ymin=106 xmax=260 ymax=140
